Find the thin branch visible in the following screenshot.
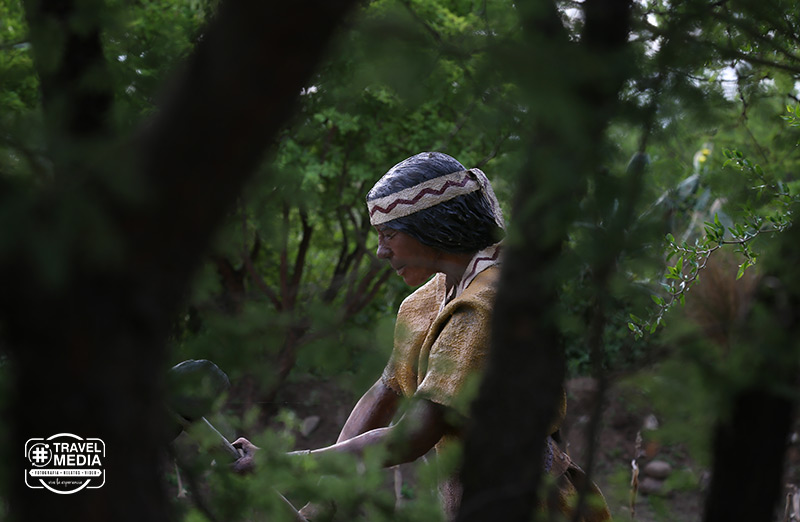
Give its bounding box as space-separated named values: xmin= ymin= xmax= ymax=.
xmin=345 ymin=266 xmax=392 ymax=319
xmin=399 ymin=0 xmax=443 ymax=44
xmin=170 ymin=447 xmax=221 ymax=522
xmin=710 ymin=8 xmax=800 ymax=68
xmin=633 ymin=223 xmax=788 ymax=337
xmin=642 ymin=12 xmax=800 ymax=75
xmin=323 ymin=192 xmax=370 ymax=303
xmin=475 ymin=133 xmax=510 ymax=168
xmin=322 ymin=151 xmax=354 ymax=300
xmin=344 ymin=262 xmax=383 ymax=316
xmin=323 ymin=211 xmax=352 ymax=302
xmin=325 ymin=245 xmax=363 ymax=304
xmin=342 ymin=223 xmax=372 ymax=305
xmin=710 ymin=44 xmax=800 ymax=75
xmin=240 ymin=203 xmax=282 ymax=310
xmin=301 ymin=267 xmax=391 ymax=346
xmin=279 ymin=202 xmax=290 ymax=306
xmin=734 ymin=67 xmax=771 ymax=165
xmin=288 ymin=208 xmax=313 ymax=307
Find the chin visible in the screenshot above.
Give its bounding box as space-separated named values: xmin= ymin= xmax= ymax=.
xmin=402 ymin=273 xmax=432 ymax=287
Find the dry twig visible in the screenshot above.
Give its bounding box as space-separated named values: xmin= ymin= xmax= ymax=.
xmin=630 ymin=431 xmax=643 ymax=519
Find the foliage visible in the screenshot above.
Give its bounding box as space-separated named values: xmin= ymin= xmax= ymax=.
xmin=555 ymin=0 xmax=800 ymax=373
xmin=629 ymin=142 xmax=799 ymax=339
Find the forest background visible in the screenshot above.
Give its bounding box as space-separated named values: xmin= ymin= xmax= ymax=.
xmin=1 ymin=0 xmax=800 ymax=520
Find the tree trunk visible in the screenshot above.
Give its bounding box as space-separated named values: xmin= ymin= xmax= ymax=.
xmin=703 ymin=229 xmax=800 ymax=522
xmin=458 ymin=0 xmax=633 ymax=519
xmin=704 ymin=389 xmax=794 ymax=522
xmin=3 ymin=1 xmax=358 ymax=520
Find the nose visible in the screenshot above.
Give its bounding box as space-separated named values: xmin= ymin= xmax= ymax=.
xmin=376 ymin=242 xmax=391 ymax=260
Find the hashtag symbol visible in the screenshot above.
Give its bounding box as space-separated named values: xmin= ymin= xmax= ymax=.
xmin=31 ymin=445 xmax=49 ymax=464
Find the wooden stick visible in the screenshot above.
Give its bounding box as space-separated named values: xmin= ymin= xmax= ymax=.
xmin=201 ymin=416 xmax=242 ymax=459
xmin=198 ymin=416 xmax=310 ymax=522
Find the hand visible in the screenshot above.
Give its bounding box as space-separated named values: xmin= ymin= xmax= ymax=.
xmin=231 ymin=437 xmax=259 ymax=474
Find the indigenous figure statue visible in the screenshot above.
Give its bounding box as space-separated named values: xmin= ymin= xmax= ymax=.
xmin=233 ymin=151 xmax=611 ymax=521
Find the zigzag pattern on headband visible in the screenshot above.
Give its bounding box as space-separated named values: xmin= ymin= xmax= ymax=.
xmin=367 ymin=171 xmax=481 ymax=226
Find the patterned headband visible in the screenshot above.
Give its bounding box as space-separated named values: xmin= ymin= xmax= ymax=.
xmin=367 ymin=168 xmax=505 ymax=229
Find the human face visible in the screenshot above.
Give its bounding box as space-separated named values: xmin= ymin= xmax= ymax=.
xmin=375 ymin=226 xmax=440 ymax=286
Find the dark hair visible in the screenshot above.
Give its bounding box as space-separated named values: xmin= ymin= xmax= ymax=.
xmin=367 ymin=152 xmax=504 ymax=253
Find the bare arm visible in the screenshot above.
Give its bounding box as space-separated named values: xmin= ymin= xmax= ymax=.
xmin=309 ymin=398 xmax=455 ymax=467
xmin=232 ymin=383 xmax=457 ymax=472
xmin=231 ymin=378 xmax=404 ymax=473
xmin=232 ymin=397 xmax=454 ymax=472
xmin=337 ymin=378 xmax=400 ymax=443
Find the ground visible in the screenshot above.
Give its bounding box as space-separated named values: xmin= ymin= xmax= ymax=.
xmin=561 ymin=376 xmax=705 ymax=521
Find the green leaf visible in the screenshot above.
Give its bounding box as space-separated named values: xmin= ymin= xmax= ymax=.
xmin=737 ymin=259 xmax=755 ymax=280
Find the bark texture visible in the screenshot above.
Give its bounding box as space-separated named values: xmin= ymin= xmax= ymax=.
xmin=457 ymin=1 xmax=633 ymax=519
xmin=4 ymin=1 xmax=357 ymax=520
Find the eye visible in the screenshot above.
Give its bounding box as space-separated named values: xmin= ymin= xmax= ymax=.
xmin=378 ymin=228 xmax=396 ymax=241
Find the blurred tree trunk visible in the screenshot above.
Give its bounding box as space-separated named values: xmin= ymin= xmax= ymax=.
xmin=457 ymin=0 xmax=634 ymax=520
xmin=703 ymin=228 xmax=800 ymax=522
xmin=704 ymin=389 xmax=794 ymax=522
xmin=2 ymin=1 xmax=357 ymax=521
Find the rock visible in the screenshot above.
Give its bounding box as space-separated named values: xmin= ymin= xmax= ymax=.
xmin=644 ymin=460 xmax=672 ymax=479
xmin=300 ymin=415 xmax=320 ymax=437
xmin=643 ymin=413 xmax=659 ymax=431
xmin=639 ymin=476 xmax=665 ymax=496
xmin=699 ymin=470 xmax=712 ymax=490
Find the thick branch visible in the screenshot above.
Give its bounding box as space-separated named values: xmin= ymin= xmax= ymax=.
xmin=344 ymin=262 xmax=391 ymax=318
xmin=289 ymin=209 xmax=314 ymax=307
xmin=240 ymin=211 xmax=282 ymax=310
xmin=323 ymin=209 xmax=353 ymax=302
xmin=279 ymin=203 xmax=291 ymax=306
xmin=350 ymin=267 xmax=392 ymax=318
